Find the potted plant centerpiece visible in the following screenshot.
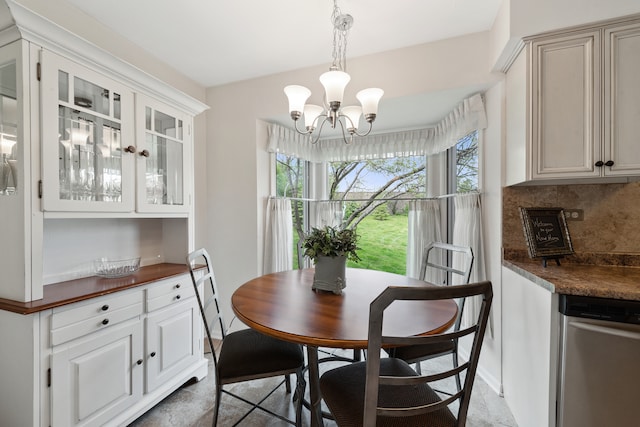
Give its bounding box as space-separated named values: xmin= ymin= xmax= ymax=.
xmin=302 ymin=225 xmax=360 ymax=294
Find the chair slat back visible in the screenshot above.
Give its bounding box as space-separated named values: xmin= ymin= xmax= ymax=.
xmin=420 ymin=242 xmax=474 ymax=285
xmin=187 ymin=248 xmax=227 ymax=367
xmin=363 ymin=281 xmax=493 ymax=426
xmin=420 ymin=242 xmax=474 ymax=332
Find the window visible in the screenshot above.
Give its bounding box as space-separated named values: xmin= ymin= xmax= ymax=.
xmin=274 ymin=132 xmax=479 ymax=273
xmin=276 ymin=153 xmax=308 ymax=268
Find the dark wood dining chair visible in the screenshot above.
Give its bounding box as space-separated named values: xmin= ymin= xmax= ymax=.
xmin=320 ymin=281 xmax=492 ymax=426
xmin=388 ymin=242 xmax=474 ymax=392
xmin=186 ymin=248 xmax=306 ymax=426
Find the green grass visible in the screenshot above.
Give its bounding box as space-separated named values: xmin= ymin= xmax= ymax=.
xmin=293 ymin=214 xmax=409 ymax=274
xmin=348 ymin=214 xmax=408 ymax=274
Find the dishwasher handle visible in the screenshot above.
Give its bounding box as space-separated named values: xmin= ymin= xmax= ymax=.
xmin=570 ymin=320 xmax=640 ymax=340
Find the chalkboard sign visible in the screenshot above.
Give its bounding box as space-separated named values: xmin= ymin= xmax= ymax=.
xmin=519 ymin=207 xmax=574 ymax=262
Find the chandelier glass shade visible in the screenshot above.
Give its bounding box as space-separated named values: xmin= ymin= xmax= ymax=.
xmin=284 ymin=0 xmax=383 ymax=144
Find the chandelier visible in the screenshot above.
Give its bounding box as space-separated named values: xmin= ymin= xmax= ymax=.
xmin=284 ymin=0 xmax=383 ymax=144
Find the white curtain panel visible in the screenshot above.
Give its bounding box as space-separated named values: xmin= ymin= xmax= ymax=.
xmin=312 ymin=200 xmax=344 ymax=228
xmin=452 ymin=193 xmax=491 ymax=335
xmin=263 ymin=197 xmax=293 ymax=274
xmin=268 ymin=93 xmax=487 ymax=163
xmin=406 ymin=199 xmax=442 ymax=280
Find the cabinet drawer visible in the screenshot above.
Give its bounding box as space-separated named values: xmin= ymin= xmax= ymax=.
xmin=146 ymin=275 xmax=195 ymax=312
xmin=51 ymin=302 xmax=143 ymax=346
xmin=51 ymin=289 xmax=144 ymax=330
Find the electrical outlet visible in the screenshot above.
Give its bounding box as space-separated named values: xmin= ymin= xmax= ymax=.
xmin=564 ymin=209 xmax=584 ymax=221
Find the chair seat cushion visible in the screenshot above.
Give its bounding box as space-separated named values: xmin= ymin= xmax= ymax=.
xmin=218 ymin=328 xmax=304 ymax=381
xmin=320 ymin=358 xmax=457 ymax=427
xmin=387 ymin=340 xmax=456 ymax=363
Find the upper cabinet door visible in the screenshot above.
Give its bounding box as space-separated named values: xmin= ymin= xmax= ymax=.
xmin=135 ymin=94 xmax=191 ymax=214
xmin=531 ymin=31 xmax=602 ymax=179
xmin=604 ymin=21 xmax=640 ymax=176
xmin=41 ymin=50 xmax=135 ymax=212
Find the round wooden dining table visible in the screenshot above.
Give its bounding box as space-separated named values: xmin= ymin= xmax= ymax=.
xmin=231 ymin=267 xmax=458 ymax=427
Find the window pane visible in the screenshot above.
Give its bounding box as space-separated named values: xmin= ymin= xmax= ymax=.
xmin=276 ymin=153 xmax=308 ymax=268
xmin=329 ymin=156 xmax=426 ymax=274
xmin=455 ymin=130 xmax=479 ymax=192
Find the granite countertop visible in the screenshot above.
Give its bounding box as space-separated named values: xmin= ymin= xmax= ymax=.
xmin=503 ymin=259 xmax=640 ymax=301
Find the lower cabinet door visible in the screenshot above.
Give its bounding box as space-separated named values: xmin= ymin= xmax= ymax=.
xmin=51 ymin=318 xmax=143 ymax=427
xmin=145 ymin=298 xmax=199 ymax=392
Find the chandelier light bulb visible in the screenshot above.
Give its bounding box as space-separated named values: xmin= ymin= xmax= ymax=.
xmin=340 ymin=106 xmax=362 ymax=131
xmin=319 ymin=70 xmax=351 ymax=108
xmin=356 ymin=88 xmax=384 ymax=119
xmin=284 ymin=85 xmax=311 ymax=118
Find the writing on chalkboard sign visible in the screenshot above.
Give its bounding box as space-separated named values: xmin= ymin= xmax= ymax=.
xmin=519 ymin=207 xmax=574 ymax=264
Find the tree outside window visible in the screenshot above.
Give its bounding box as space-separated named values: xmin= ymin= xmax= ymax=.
xmin=274 ymin=131 xmax=479 ymax=273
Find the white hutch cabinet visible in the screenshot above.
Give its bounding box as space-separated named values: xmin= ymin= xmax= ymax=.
xmin=505 ymin=15 xmax=640 ymax=185
xmin=0 ymin=2 xmax=209 ymax=426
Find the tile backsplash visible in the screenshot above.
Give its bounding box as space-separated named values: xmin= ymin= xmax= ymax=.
xmin=503 ymin=182 xmax=640 ymax=264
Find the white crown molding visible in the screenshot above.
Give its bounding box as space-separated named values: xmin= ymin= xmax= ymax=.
xmin=493 ymin=37 xmax=526 ymax=74
xmin=5 ymin=0 xmax=209 ymax=115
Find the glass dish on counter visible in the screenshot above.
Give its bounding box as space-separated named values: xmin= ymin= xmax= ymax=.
xmin=94 ymin=257 xmax=140 ymax=278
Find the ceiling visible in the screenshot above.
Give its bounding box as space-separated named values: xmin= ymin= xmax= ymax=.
xmin=65 ymin=0 xmax=503 ymax=130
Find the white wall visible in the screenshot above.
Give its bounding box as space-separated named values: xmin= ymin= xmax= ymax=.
xmin=205 ymin=30 xmax=501 ymax=326
xmin=477 ymin=81 xmax=505 ymax=392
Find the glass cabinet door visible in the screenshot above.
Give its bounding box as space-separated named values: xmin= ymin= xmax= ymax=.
xmin=41 ymin=50 xmax=135 ymax=212
xmin=135 ymin=94 xmax=191 ymax=213
xmin=0 ymin=49 xmax=18 ymax=196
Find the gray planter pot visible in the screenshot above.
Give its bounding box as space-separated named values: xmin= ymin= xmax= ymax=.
xmin=312 ymin=255 xmax=347 ymax=294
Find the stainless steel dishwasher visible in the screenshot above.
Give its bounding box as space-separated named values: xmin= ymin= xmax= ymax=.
xmin=557 ymin=294 xmax=640 ymax=427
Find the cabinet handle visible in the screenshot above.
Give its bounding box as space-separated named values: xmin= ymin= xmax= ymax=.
xmin=175 ymin=284 xmax=181 ymax=289
xmin=124 ymin=145 xmax=137 ymax=154
xmin=605 ymin=160 xmax=615 ymax=167
xmin=139 ymin=149 xmax=150 ymax=158
xmin=150 ymin=352 xmax=156 ymax=357
xmin=137 ymin=359 xmax=143 ymax=365
xmin=176 ymin=294 xmax=181 ymax=300
xmin=101 ymin=304 xmax=109 ymax=311
xmin=102 ymin=319 xmax=109 ymax=325
xmin=595 ymin=160 xmax=604 ymax=167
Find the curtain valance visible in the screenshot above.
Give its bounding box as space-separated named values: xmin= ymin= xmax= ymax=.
xmin=268 ymin=93 xmax=486 ymax=163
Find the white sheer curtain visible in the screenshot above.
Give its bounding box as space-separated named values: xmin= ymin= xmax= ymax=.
xmin=263 ymin=197 xmax=293 ymax=274
xmin=312 ymin=201 xmax=344 ymax=228
xmin=406 ymin=200 xmax=442 ymax=280
xmin=268 ymin=94 xmax=487 ymax=163
xmin=452 ymin=193 xmax=491 ymax=335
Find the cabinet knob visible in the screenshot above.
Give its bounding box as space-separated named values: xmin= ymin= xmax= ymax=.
xmin=137 ymin=359 xmax=143 ymax=365
xmin=150 ymin=352 xmax=156 ymax=358
xmin=102 ymin=318 xmax=109 ymax=325
xmin=101 ymin=304 xmax=109 ymax=311
xmin=139 ymin=149 xmax=150 ymax=158
xmin=124 ymin=145 xmax=137 ymax=154
xmin=605 ymin=160 xmax=615 ymax=167
xmin=595 ymin=160 xmax=604 ymax=167
xmin=176 ymin=294 xmax=181 ymax=300
xmin=175 ymin=284 xmax=181 ymax=289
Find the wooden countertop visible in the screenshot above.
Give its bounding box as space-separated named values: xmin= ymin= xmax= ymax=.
xmin=0 ymin=263 xmax=192 ymax=315
xmin=503 ymin=259 xmax=640 ymax=301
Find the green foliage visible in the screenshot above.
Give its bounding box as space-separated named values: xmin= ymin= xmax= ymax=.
xmin=302 ymin=226 xmax=360 ymax=262
xmin=346 ymin=214 xmax=407 ymax=274
xmin=372 ymin=204 xmax=390 ymax=221
xmin=344 ymin=201 xmax=360 ymax=219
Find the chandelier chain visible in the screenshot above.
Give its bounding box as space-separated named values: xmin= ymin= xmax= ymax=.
xmin=331 ymin=0 xmax=349 ymax=72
